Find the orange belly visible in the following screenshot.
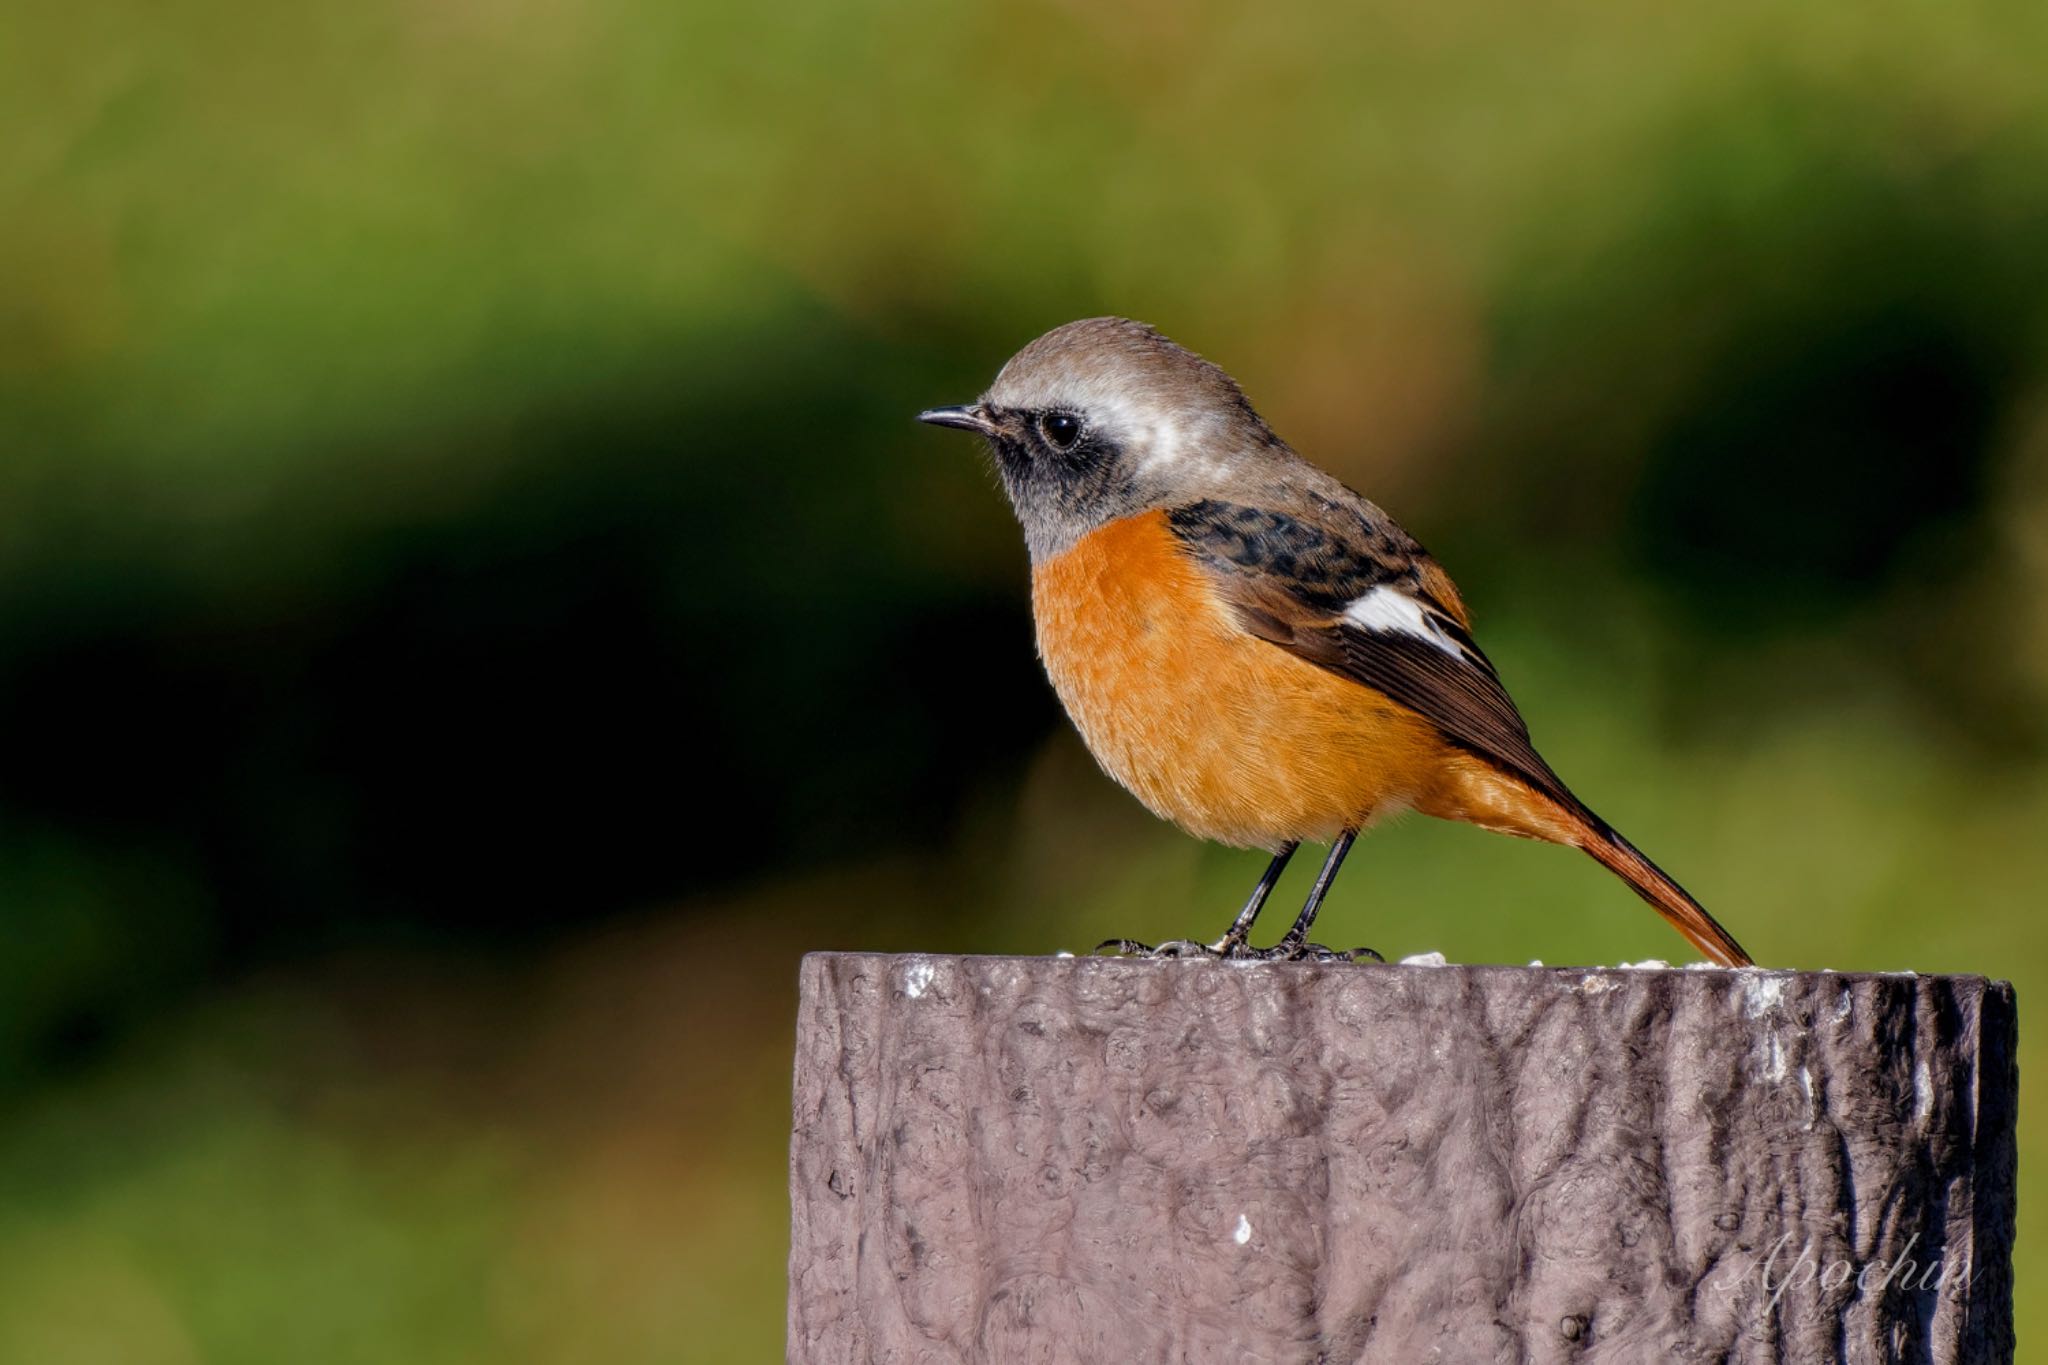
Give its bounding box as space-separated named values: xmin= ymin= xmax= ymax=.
xmin=1031 ymin=509 xmax=1462 ymax=848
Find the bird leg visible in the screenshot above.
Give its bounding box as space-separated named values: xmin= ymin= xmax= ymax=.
xmin=1208 ymin=842 xmax=1298 ymax=956
xmin=1096 ymin=837 xmax=1381 ymax=962
xmin=1092 ymin=842 xmax=1298 ymax=959
xmin=1259 ymin=829 xmax=1371 ymax=960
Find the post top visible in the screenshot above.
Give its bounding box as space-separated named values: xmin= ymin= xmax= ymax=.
xmin=797 ymin=949 xmax=2011 ymax=999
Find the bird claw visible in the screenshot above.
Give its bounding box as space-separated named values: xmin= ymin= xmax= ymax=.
xmin=1244 ymin=940 xmax=1385 ymax=963
xmin=1093 ymin=938 xmax=1218 ymax=959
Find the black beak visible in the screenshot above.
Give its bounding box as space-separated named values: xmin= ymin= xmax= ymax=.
xmin=917 ymin=404 xmax=999 ymax=436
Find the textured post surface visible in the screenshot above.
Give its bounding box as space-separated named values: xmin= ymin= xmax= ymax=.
xmin=788 ymin=954 xmax=2016 ymax=1365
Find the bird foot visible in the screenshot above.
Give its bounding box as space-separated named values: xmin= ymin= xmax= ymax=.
xmin=1242 ymin=939 xmax=1385 ymax=962
xmin=1093 ymin=938 xmax=1218 ymax=959
xmin=1094 ymin=937 xmax=1383 ymax=963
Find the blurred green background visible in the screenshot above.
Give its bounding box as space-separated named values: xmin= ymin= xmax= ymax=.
xmin=4 ymin=0 xmax=2046 ymax=1358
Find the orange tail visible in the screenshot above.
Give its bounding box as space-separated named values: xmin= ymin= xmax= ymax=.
xmin=1576 ymin=819 xmax=1753 ymax=967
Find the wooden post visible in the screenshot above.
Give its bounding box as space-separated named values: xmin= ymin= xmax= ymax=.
xmin=788 ymin=954 xmax=2015 ymax=1365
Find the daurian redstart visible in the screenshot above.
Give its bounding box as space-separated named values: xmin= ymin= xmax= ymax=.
xmin=920 ymin=317 xmax=1752 ymax=967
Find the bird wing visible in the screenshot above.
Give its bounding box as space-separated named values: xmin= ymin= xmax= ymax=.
xmin=1165 ymin=498 xmax=1580 ymax=814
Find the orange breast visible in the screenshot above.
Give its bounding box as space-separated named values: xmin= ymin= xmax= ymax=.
xmin=1030 ymin=509 xmax=1456 ymax=848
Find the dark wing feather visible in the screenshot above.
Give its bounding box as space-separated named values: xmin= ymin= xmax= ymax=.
xmin=1329 ymin=626 xmax=1576 ymax=811
xmin=1167 ymin=499 xmax=1581 ymax=814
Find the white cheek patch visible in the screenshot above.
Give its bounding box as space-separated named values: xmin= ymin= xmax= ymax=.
xmin=1079 ymin=389 xmax=1186 ymax=474
xmin=1130 ymin=410 xmax=1241 ymax=482
xmin=1063 ymin=382 xmax=1228 ymax=481
xmin=1131 ymin=413 xmax=1185 ymax=472
xmin=1342 ymin=586 xmax=1463 ymax=658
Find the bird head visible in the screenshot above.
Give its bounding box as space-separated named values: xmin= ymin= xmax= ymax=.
xmin=919 ymin=317 xmax=1287 ymax=561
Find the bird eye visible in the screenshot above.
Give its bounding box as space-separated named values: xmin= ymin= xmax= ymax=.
xmin=1039 ymin=412 xmax=1082 ymax=450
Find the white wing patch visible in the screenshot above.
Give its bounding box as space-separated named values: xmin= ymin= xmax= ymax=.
xmin=1341 ymin=586 xmax=1463 ymax=658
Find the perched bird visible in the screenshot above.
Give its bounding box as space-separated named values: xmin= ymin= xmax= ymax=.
xmin=919 ymin=318 xmax=1752 ymax=966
